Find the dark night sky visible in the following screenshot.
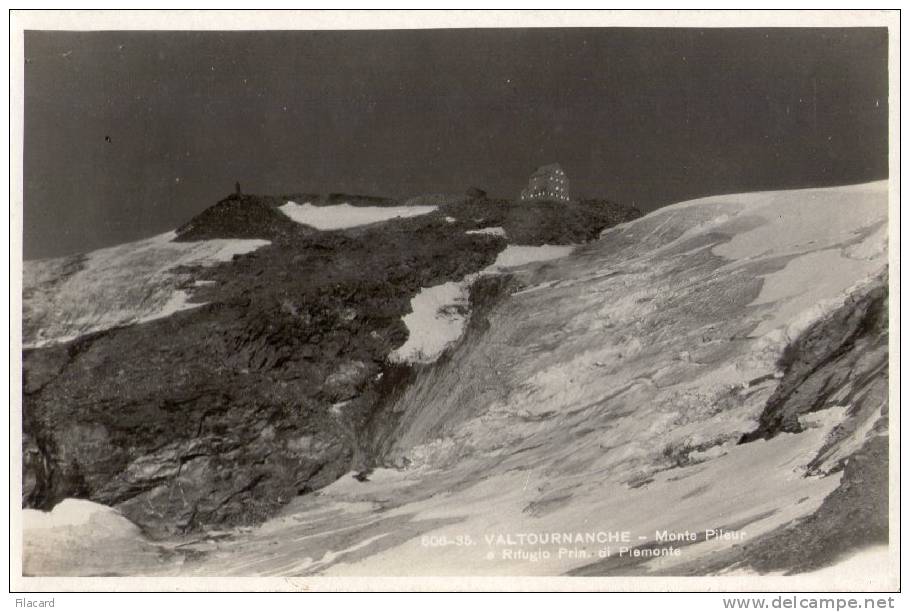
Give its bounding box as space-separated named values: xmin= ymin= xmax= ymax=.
xmin=23 ymin=28 xmax=888 ymax=260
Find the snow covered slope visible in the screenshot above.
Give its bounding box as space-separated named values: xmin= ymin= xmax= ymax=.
xmin=179 ymin=182 xmax=886 ymax=579
xmin=22 ymin=232 xmax=270 ymax=347
xmin=23 ymin=182 xmax=890 ymax=582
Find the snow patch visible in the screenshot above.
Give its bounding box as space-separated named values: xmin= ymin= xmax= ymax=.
xmin=23 ymin=499 xmax=159 ymax=576
xmin=23 ymin=498 xmax=121 ymax=531
xmin=845 ymin=223 xmax=888 ymax=260
xmin=486 ymin=244 xmax=575 ymax=271
xmin=812 ymin=402 xmax=887 ymax=475
xmin=137 ymin=289 xmax=198 ymax=324
xmin=389 ymin=243 xmax=578 ymax=364
xmin=390 ymin=244 xmax=578 ymax=364
xmin=279 ymin=201 xmax=436 ymax=230
xmin=329 ymin=400 xmax=353 ymax=416
xmin=466 ymin=226 xmax=507 ymax=237
xmin=748 ymin=249 xmax=884 ymax=336
xmin=389 ymin=281 xmax=472 ymax=364
xmin=23 ymin=232 xmax=270 ymax=347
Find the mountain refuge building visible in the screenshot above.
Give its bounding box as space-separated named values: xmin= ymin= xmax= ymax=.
xmin=520 ymin=163 xmax=571 ymax=202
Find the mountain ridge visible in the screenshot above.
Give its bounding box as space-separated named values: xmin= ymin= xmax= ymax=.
xmin=21 ymin=182 xmax=889 ymax=578
xmin=22 ymin=190 xmax=640 ymax=537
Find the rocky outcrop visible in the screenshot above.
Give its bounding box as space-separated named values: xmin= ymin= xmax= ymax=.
xmin=174 ymin=194 xmax=300 ymax=242
xmin=444 ymin=197 xmax=641 ymax=245
xmin=740 ymin=273 xmax=888 ymax=443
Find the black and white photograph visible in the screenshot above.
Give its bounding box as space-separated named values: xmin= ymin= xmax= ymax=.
xmin=9 ymin=10 xmax=900 ymax=594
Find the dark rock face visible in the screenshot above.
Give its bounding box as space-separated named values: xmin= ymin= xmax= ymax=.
xmin=465 ymin=187 xmax=487 ymax=199
xmin=22 ymin=192 xmax=641 ymax=536
xmin=174 ymin=194 xmax=300 ymax=242
xmin=741 ymin=272 xmax=888 ymax=442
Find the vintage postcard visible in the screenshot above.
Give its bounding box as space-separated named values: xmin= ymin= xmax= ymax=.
xmin=9 ymin=10 xmax=900 ymax=593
